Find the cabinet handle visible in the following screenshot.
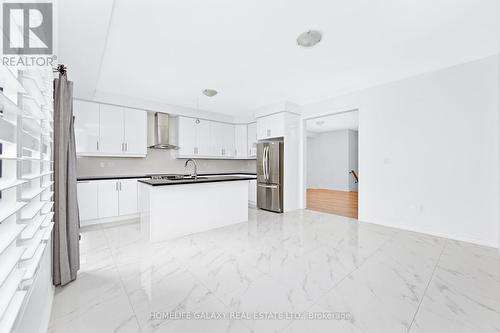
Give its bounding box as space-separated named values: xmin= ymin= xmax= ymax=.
xmin=115 ymin=182 xmax=118 ymax=191
xmin=121 ymin=143 xmax=124 ymax=151
xmin=194 ymin=147 xmax=198 ymax=154
xmin=125 ymin=143 xmax=127 ymax=151
xmin=96 ymin=141 xmax=99 ymax=151
xmin=267 ymin=129 xmax=271 ymax=137
xmin=119 ymin=182 xmax=122 ymax=191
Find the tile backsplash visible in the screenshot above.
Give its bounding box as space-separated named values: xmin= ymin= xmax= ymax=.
xmin=76 ymin=148 xmax=256 ymax=177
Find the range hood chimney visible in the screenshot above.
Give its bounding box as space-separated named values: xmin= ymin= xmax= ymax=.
xmin=148 ymin=112 xmax=179 ymax=150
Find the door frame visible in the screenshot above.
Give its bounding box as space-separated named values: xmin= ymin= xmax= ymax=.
xmin=299 ymin=108 xmax=359 ymax=211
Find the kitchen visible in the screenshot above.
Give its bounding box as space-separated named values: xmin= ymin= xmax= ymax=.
xmin=74 ymin=100 xmax=301 ymax=236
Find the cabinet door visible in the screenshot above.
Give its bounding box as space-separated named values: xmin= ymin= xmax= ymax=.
xmin=99 ymin=104 xmax=124 ymax=154
xmin=247 ymin=122 xmax=257 ymax=157
xmin=234 ymin=124 xmax=247 ymax=158
xmin=221 ymin=123 xmax=235 ymax=157
xmin=177 ymin=116 xmax=196 ymax=156
xmin=256 ymin=116 xmax=268 ymax=140
xmin=77 ymin=181 xmax=99 ymax=224
xmin=196 ymin=119 xmax=211 ymax=156
xmin=118 ymin=179 xmax=138 ymax=216
xmin=248 ymin=179 xmax=257 ymax=205
xmin=97 ymin=180 xmax=119 ymax=219
xmin=74 ymin=100 xmax=100 ymax=155
xmin=266 ymin=113 xmax=285 ymax=138
xmin=123 ymin=109 xmax=147 ymax=156
xmin=210 ymin=121 xmax=224 ymax=157
xmin=257 ymin=113 xmax=284 ymax=140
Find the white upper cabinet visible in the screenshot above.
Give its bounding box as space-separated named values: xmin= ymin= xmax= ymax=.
xmin=74 ymin=101 xmax=147 ymax=157
xmin=177 ymin=117 xmax=211 ymax=157
xmin=209 ymin=121 xmax=224 ymax=157
xmin=234 ymin=124 xmax=247 ymax=158
xmin=196 ymin=119 xmax=211 ymax=156
xmin=74 ymin=100 xmax=100 ymax=154
xmin=221 ymin=123 xmax=235 ymax=157
xmin=177 ymin=116 xmax=196 ymax=156
xmin=123 ymin=108 xmax=147 ymax=155
xmin=176 ymin=116 xmax=256 ymax=160
xmin=257 ymin=112 xmax=285 ymax=140
xmin=99 ymin=104 xmax=124 ymax=154
xmin=210 ymin=122 xmax=234 ymax=157
xmin=247 ymin=122 xmax=257 ymax=157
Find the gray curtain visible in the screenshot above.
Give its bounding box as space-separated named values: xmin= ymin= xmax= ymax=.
xmin=53 ymin=73 xmax=80 ymax=286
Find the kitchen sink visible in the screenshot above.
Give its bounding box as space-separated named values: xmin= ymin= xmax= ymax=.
xmin=180 ymin=176 xmax=208 ymax=180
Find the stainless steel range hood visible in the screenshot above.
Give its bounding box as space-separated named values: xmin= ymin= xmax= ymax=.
xmin=148 ymin=112 xmax=179 ymax=150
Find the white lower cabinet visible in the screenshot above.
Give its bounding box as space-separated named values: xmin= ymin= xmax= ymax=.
xmin=97 ymin=180 xmax=120 ymax=219
xmin=77 ymin=181 xmax=99 ymax=224
xmin=118 ymin=179 xmax=138 ymax=215
xmin=248 ymin=179 xmax=257 ymax=206
xmin=78 ymin=178 xmax=140 ymax=226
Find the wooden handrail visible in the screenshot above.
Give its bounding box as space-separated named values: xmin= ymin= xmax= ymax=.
xmin=350 ymin=170 xmax=359 ymax=183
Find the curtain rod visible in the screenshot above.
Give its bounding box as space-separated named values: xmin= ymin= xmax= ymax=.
xmin=53 ymin=64 xmax=67 ymax=76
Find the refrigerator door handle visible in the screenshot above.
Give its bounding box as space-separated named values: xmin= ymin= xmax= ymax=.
xmin=264 ymin=146 xmax=269 ymax=181
xmin=258 ymin=184 xmax=278 ymax=189
xmin=266 ymin=145 xmax=271 ymax=182
xmin=261 ymin=146 xmax=267 ymax=180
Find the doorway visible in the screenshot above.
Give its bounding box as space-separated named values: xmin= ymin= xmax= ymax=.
xmin=305 ymin=110 xmax=359 ymax=218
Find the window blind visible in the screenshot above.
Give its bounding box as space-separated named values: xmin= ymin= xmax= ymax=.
xmin=0 ymin=66 xmax=54 ymax=332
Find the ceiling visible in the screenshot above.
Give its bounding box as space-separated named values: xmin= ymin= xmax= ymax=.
xmin=307 ymin=111 xmax=359 ymax=133
xmin=58 ymin=0 xmax=500 ymax=116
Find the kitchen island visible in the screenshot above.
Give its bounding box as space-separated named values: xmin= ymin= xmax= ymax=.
xmin=138 ymin=175 xmax=255 ymax=242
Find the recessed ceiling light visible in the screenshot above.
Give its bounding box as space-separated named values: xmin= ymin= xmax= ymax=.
xmin=202 ymin=89 xmax=218 ymax=97
xmin=316 ymin=120 xmax=325 ymax=125
xmin=297 ymin=30 xmax=322 ymax=47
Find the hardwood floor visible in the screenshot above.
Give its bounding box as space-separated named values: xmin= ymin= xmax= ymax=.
xmin=306 ymin=188 xmax=358 ymax=218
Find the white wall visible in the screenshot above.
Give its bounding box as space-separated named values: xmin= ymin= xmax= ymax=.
xmin=13 ymin=241 xmax=54 ymax=333
xmin=283 ymin=112 xmax=301 ymax=212
xmin=307 ymin=130 xmax=351 ymax=191
xmin=302 ymin=55 xmax=500 ymax=248
xmin=498 ymin=54 xmax=500 ymax=253
xmin=348 ymin=130 xmax=359 ymax=192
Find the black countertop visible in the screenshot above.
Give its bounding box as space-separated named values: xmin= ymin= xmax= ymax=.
xmin=77 ymin=172 xmax=256 ymax=181
xmin=138 ymin=175 xmax=256 ymax=186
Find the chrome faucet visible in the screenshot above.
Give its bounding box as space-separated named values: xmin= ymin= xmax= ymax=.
xmin=184 ymin=158 xmax=198 ymax=179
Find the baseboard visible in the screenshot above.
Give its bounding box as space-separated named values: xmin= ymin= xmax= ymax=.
xmin=13 ymin=241 xmax=55 ymax=333
xmin=358 ymin=215 xmax=499 ymax=249
xmin=38 ymin=286 xmax=54 ymax=333
xmin=80 ymin=217 xmax=139 ymax=232
xmin=80 ymin=213 xmax=139 ymax=227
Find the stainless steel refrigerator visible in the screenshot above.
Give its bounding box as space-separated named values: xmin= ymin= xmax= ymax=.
xmin=257 ymin=140 xmax=284 ymax=213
